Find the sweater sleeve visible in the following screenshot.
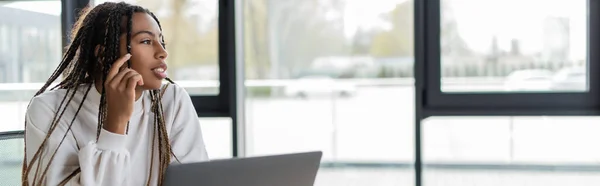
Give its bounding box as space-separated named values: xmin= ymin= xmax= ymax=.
xmin=168 ymin=85 xmax=210 ymax=163
xmin=24 ymin=96 xmax=131 ymax=186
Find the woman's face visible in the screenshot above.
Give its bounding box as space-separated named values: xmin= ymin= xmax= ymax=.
xmin=117 ymin=12 xmax=168 ymax=90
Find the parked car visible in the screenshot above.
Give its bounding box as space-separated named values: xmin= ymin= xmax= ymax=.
xmin=284 ymin=76 xmax=356 ymax=98
xmin=504 ymin=69 xmax=554 ymax=91
xmin=551 ymin=66 xmax=586 ymax=91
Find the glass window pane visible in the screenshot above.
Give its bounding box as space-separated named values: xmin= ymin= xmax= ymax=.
xmin=94 ymin=0 xmax=219 ymax=95
xmin=199 ymin=117 xmax=233 ymax=159
xmin=441 ymin=0 xmax=587 ymax=93
xmin=244 ymin=0 xmax=414 ymax=185
xmin=424 ymin=116 xmax=600 ymax=186
xmin=0 ymin=1 xmax=61 ymax=133
xmin=0 ymin=136 xmax=24 ymax=186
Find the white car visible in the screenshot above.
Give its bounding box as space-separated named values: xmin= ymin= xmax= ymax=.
xmin=551 ymin=66 xmax=586 ymax=91
xmin=504 ymin=69 xmax=554 ymax=91
xmin=284 ymin=76 xmax=357 ymax=98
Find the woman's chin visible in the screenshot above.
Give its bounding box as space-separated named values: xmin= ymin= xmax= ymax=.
xmin=140 ymin=81 xmax=163 ymax=90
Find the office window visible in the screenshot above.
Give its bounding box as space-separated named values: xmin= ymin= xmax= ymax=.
xmin=0 ymin=24 xmax=7 ymax=54
xmin=423 ymin=116 xmax=600 ymax=186
xmin=440 ymin=0 xmax=587 ymax=93
xmin=243 ymin=0 xmax=414 ymax=185
xmin=0 ymin=134 xmax=23 ymax=186
xmin=0 ymin=0 xmax=61 ymax=183
xmin=415 ymin=0 xmax=600 ymax=185
xmin=416 ymin=0 xmax=597 ymax=113
xmin=94 ymin=0 xmax=220 ymax=95
xmin=0 ymin=0 xmax=62 ymax=133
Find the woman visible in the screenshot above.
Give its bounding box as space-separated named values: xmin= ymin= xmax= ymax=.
xmin=22 ymin=2 xmax=209 ymax=185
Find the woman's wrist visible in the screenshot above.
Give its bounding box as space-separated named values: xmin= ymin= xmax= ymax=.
xmin=104 ymin=117 xmax=128 ymax=135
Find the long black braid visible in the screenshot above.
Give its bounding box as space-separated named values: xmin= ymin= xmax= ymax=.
xmin=22 ymin=2 xmax=178 ymax=186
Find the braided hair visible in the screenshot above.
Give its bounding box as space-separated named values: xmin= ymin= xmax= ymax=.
xmin=22 ymin=2 xmax=178 ymax=186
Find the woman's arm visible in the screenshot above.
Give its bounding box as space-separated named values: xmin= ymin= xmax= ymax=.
xmin=167 ymin=85 xmax=209 ymax=163
xmin=24 ymin=96 xmax=131 ymax=186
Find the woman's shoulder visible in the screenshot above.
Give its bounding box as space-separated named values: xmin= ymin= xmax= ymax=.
xmin=28 ymin=88 xmax=71 ymax=112
xmin=26 ymin=88 xmax=72 ymax=131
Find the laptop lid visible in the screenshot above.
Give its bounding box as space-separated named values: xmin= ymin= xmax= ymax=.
xmin=163 ymin=151 xmax=323 ymax=186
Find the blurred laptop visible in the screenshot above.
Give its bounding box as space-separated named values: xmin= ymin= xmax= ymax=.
xmin=163 ymin=151 xmax=322 ymax=186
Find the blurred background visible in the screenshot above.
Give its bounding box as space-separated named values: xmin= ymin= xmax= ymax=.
xmin=1 ymin=0 xmax=599 ymax=185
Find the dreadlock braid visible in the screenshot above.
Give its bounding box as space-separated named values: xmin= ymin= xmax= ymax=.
xmin=96 ymin=4 xmax=124 ymax=141
xmin=22 ymin=2 xmax=178 ymax=186
xmin=23 ymin=3 xmax=113 ymax=184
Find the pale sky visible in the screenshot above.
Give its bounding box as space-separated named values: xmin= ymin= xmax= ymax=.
xmin=342 ymin=0 xmax=408 ymax=37
xmin=341 ymin=0 xmax=586 ymax=60
xmin=3 ymin=0 xmax=587 ymax=61
xmin=449 ymin=0 xmax=586 ymax=60
xmin=3 ymin=1 xmax=61 ymax=16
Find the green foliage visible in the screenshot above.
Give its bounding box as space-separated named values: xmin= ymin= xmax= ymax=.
xmin=369 ymin=2 xmax=414 ymax=57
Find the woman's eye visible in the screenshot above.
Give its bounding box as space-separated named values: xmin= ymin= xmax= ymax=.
xmin=141 ymin=40 xmax=151 ymax=44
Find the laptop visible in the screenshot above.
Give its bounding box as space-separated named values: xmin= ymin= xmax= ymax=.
xmin=163 ymin=151 xmax=323 ymax=186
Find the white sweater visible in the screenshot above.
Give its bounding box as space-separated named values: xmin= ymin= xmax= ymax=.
xmin=24 ymin=83 xmax=209 ymax=185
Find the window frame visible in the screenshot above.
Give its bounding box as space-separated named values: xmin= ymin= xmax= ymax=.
xmin=417 ymin=0 xmax=600 ymax=117
xmin=191 ymin=0 xmax=238 ymax=119
xmin=0 ymin=131 xmax=24 ymax=141
xmin=415 ymin=1 xmax=600 ymax=186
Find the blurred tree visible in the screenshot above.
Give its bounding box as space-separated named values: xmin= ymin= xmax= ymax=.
xmin=245 ymin=0 xmax=270 ymax=79
xmin=136 ymin=0 xmax=218 ymax=79
xmin=370 ymin=1 xmax=413 ymax=57
xmin=134 ymin=0 xmax=349 ymax=79
xmin=350 ymin=28 xmax=375 ymax=55
xmin=266 ymin=0 xmax=347 ymax=79
xmin=439 ymin=0 xmax=470 ymax=57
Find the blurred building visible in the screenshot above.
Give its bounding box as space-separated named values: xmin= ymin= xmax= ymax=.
xmin=0 ymin=6 xmax=61 ymax=83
